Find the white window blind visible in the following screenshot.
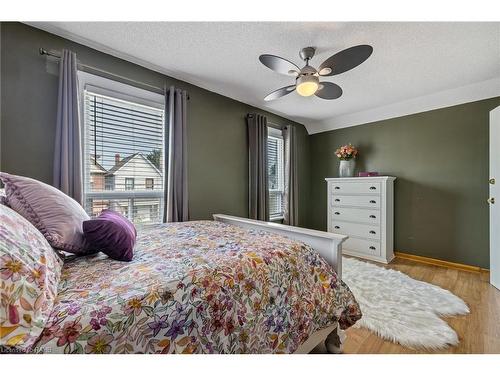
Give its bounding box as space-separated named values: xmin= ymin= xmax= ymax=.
xmin=267 ymin=129 xmax=285 ymax=219
xmin=83 ymin=90 xmax=165 ymax=224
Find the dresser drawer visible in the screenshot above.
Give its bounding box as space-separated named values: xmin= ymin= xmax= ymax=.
xmin=330 ymin=207 xmax=380 ymax=224
xmin=343 ymin=237 xmax=381 ymax=257
xmin=331 ymin=221 xmax=380 ymax=240
xmin=329 ymin=181 xmax=381 ymax=195
xmin=331 ymin=194 xmax=381 ymax=209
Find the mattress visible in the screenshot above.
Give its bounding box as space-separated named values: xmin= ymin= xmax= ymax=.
xmin=33 ymin=221 xmax=361 ymax=353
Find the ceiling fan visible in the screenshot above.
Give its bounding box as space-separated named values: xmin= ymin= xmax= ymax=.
xmin=259 ymin=45 xmax=373 ymax=101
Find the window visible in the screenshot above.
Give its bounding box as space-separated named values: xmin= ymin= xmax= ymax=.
xmin=81 ymin=73 xmax=165 ymax=224
xmin=105 ymin=176 xmax=115 ymax=191
xmin=125 ymin=178 xmax=135 ymax=191
xmin=267 ymin=127 xmax=285 ymax=220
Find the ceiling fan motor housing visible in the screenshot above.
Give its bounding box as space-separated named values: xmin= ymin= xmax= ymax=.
xmin=299 ymin=47 xmax=316 ymax=62
xmin=299 ymin=65 xmax=318 ymax=77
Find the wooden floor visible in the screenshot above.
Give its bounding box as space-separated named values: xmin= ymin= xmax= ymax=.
xmin=311 ymin=257 xmax=500 ymax=354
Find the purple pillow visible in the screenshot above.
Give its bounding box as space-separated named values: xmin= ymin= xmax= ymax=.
xmin=83 ymin=209 xmax=136 ymax=261
xmin=0 ymin=172 xmax=93 ymax=254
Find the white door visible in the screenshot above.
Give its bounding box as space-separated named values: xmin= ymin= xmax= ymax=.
xmin=490 ymin=106 xmax=500 ymax=290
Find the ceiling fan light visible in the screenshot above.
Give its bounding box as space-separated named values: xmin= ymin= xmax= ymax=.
xmin=296 ymin=75 xmax=319 ymax=97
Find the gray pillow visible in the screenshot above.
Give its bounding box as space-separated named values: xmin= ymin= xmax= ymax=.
xmin=0 ymin=172 xmax=93 ymax=254
xmin=0 ymin=187 xmax=7 ymax=206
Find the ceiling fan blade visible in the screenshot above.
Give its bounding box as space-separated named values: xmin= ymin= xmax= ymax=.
xmin=259 ymin=54 xmax=300 ymax=76
xmin=318 ymin=45 xmax=373 ymax=76
xmin=264 ymin=85 xmax=296 ymax=101
xmin=315 ymin=82 xmax=343 ymax=100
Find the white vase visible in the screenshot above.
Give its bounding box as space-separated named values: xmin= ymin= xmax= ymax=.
xmin=339 ymin=159 xmax=355 ymax=177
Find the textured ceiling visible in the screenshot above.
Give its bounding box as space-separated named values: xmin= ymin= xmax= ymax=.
xmin=30 ymin=22 xmax=500 ymax=133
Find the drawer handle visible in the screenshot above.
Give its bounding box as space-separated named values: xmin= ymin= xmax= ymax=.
xmin=369 ymin=200 xmax=377 ymax=204
xmin=334 ymin=186 xmax=340 ymax=190
xmin=334 ymin=226 xmax=340 ymax=229
xmin=334 ymin=199 xmax=340 ymax=202
xmin=369 ymin=230 xmax=376 ymax=234
xmin=369 ymin=215 xmax=376 ymax=219
xmin=369 ymin=186 xmax=377 ymax=190
xmin=334 ymin=212 xmax=340 ymax=215
xmin=369 ymin=246 xmax=376 ymax=250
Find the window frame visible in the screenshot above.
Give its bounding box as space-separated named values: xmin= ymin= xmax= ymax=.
xmin=145 ymin=178 xmax=154 ymax=190
xmin=79 ymin=71 xmax=166 ymax=223
xmin=267 ymin=127 xmax=285 ymax=221
xmin=125 ymin=178 xmax=135 ymax=191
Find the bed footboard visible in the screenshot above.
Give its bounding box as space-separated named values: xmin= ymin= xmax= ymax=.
xmin=213 ymin=214 xmax=347 ymax=278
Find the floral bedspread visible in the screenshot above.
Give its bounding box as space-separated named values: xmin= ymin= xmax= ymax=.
xmin=33 ymin=221 xmax=361 ymax=354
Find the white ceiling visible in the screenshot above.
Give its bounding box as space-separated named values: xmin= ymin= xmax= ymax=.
xmin=30 ymin=22 xmax=500 ymax=133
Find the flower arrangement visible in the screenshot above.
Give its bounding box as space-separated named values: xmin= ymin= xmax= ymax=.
xmin=335 ymin=144 xmax=359 ymax=160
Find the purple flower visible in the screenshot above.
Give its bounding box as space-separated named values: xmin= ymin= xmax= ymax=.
xmin=165 ymin=318 xmax=186 ymax=340
xmin=147 ymin=315 xmax=169 ymax=337
xmin=237 ymin=314 xmax=246 ymax=326
xmin=201 ymin=323 xmax=210 ymax=335
xmin=175 ymin=302 xmax=184 ymax=314
xmin=265 ymin=316 xmax=275 ymax=330
xmin=93 ymin=305 xmax=112 ymax=319
xmin=205 ymin=342 xmax=214 ymax=354
xmin=90 ymin=318 xmax=101 ymax=330
xmin=274 ymin=320 xmax=284 ymax=333
xmin=67 ymin=302 xmax=80 ymax=316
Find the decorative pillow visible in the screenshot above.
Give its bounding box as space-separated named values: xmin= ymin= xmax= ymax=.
xmin=83 ymin=209 xmax=137 ymax=261
xmin=0 ymin=172 xmax=92 ymax=255
xmin=0 ymin=204 xmax=63 ymax=352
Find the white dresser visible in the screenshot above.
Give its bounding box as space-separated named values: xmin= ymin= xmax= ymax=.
xmin=326 ymin=176 xmax=396 ymax=263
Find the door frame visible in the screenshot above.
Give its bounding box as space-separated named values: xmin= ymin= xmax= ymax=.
xmin=490 ymin=105 xmax=500 ymax=290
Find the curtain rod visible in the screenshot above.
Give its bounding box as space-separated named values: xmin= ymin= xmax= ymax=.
xmin=247 ymin=114 xmax=285 ymax=129
xmin=39 ymin=48 xmax=190 ymax=100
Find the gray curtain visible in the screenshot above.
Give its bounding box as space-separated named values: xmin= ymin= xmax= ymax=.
xmin=247 ymin=114 xmax=269 ymax=221
xmin=283 ymin=125 xmax=298 ymax=225
xmin=164 ymin=86 xmax=189 ymax=223
xmin=53 ymin=49 xmax=83 ymax=204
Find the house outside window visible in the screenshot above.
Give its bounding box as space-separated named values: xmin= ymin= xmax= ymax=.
xmin=80 ymin=71 xmax=165 ymax=224
xmin=267 ymin=127 xmax=285 ymax=220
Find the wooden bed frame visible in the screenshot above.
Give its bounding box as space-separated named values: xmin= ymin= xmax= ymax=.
xmin=213 ymin=214 xmax=348 ymax=354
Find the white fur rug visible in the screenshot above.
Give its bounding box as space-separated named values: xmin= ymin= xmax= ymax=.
xmin=342 ymin=257 xmax=470 ymax=350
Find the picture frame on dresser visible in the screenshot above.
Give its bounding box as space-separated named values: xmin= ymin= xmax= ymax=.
xmin=325 ymin=176 xmax=396 ymax=263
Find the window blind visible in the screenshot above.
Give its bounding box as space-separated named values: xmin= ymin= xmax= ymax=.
xmin=267 ymin=134 xmax=284 ymax=219
xmin=83 ymin=90 xmax=165 ymax=224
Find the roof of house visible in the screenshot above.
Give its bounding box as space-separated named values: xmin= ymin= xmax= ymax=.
xmin=90 ymin=156 xmax=107 ymax=174
xmin=106 ymin=152 xmax=162 ymax=176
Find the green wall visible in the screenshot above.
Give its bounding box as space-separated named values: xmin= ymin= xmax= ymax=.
xmin=308 ymin=97 xmax=500 ymax=268
xmin=0 ymin=22 xmax=310 ymax=226
xmin=1 ymin=22 xmax=497 ymax=268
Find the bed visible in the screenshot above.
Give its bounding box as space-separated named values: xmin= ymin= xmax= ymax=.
xmin=27 ymin=214 xmax=360 ymax=354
